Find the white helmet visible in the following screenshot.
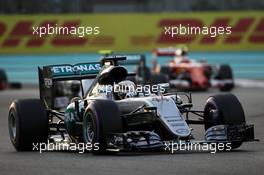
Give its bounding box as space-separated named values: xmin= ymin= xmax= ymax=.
xmin=114 ymin=80 xmax=137 ymax=99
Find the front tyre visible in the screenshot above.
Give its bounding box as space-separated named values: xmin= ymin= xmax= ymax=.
xmin=8 ymin=99 xmax=48 ymax=151
xmin=204 ymin=94 xmax=245 ymax=149
xmin=83 ymin=100 xmax=122 ymax=154
xmin=216 ymin=65 xmax=234 ymax=92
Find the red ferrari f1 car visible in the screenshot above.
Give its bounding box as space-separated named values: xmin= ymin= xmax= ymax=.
xmin=152 ymin=47 xmax=234 ymax=91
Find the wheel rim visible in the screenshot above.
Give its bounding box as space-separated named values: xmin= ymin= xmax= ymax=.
xmin=84 ymin=113 xmax=95 ymax=142
xmin=9 ymin=113 xmax=16 ymax=141
xmin=204 ymin=100 xmax=220 ymax=130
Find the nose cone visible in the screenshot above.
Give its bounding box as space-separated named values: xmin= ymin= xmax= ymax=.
xmin=191 ymin=68 xmax=208 ymax=89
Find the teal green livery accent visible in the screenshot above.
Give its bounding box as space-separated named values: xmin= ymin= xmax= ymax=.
xmin=64 ymin=105 xmax=77 ymax=136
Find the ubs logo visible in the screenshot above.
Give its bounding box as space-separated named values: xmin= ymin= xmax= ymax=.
xmin=44 ymin=78 xmax=52 ymax=88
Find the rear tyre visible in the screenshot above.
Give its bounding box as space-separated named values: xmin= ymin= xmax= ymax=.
xmin=160 ymin=66 xmax=171 ymax=77
xmin=216 ymin=65 xmax=234 ymax=92
xmin=204 ymin=94 xmax=245 ymax=149
xmin=9 ymin=82 xmax=22 ymax=89
xmin=8 ymin=99 xmax=48 ymax=151
xmin=83 ymin=100 xmax=122 ymax=154
xmin=220 ymin=84 xmax=233 ymax=92
xmin=148 ymin=74 xmax=169 ymax=85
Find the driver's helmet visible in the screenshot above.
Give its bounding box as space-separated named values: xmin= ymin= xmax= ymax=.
xmin=175 ymin=48 xmax=183 ymax=56
xmin=114 ymin=80 xmax=137 ymax=100
xmin=174 ymin=47 xmax=189 ymax=64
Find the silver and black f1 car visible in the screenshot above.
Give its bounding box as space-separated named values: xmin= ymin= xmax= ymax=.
xmin=8 ymin=56 xmax=256 ymax=154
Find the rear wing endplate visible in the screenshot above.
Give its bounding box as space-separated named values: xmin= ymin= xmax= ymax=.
xmin=38 ymin=62 xmax=101 ymax=108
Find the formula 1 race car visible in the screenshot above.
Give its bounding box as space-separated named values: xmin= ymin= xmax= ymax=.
xmin=152 ymin=47 xmax=234 ymax=91
xmin=0 ymin=68 xmax=22 ymax=90
xmin=0 ymin=69 xmax=8 ymax=90
xmin=8 ymin=56 xmax=256 ymax=154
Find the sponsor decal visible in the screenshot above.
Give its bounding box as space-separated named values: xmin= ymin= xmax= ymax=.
xmin=50 ymin=63 xmax=101 ymax=77
xmin=44 ymin=78 xmax=52 ymax=88
xmin=0 ymin=12 xmax=263 ymax=53
xmin=176 ymin=128 xmax=190 ymax=135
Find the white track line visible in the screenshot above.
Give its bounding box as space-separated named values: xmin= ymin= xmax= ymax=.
xmin=235 ymin=79 xmax=264 ymax=88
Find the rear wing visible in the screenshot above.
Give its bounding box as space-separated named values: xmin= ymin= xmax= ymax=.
xmin=119 ymin=54 xmax=146 ymax=67
xmin=101 ymin=54 xmax=146 ymax=67
xmin=154 ymin=45 xmax=189 ymax=57
xmin=38 ymin=62 xmax=101 ymax=109
xmin=153 ymin=47 xmax=180 ymax=57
